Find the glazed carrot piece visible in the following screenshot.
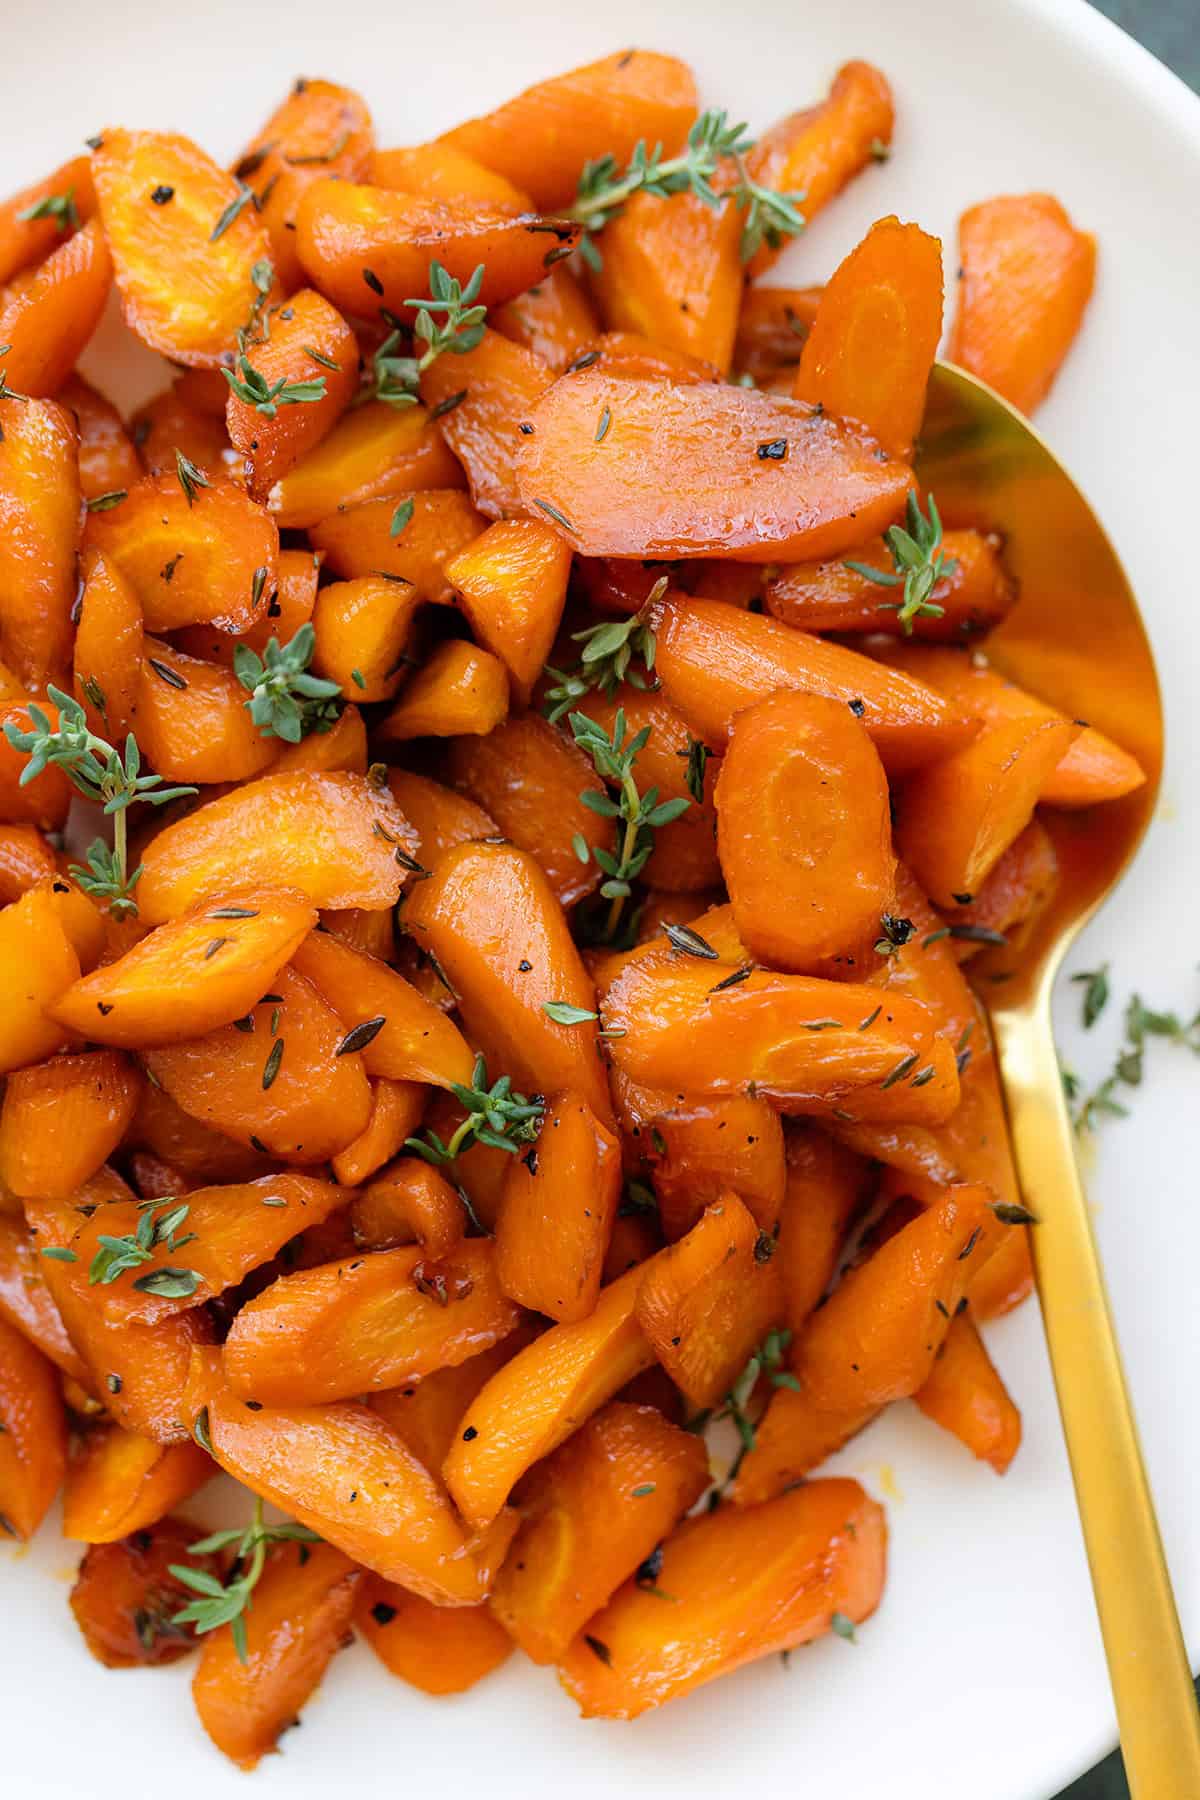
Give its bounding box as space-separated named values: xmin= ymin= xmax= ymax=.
xmin=291 ymin=927 xmax=474 ymax=1089
xmin=0 ymin=397 xmax=80 ymax=689
xmin=369 ymin=1332 xmax=538 ymax=1473
xmin=741 ymin=60 xmax=894 ymax=275
xmin=403 ymin=842 xmax=613 ymax=1124
xmin=943 ymin=818 xmax=1059 ymax=958
xmin=913 ymin=1311 xmax=1021 ymax=1473
xmin=376 ymin=640 xmax=510 ymax=741
xmin=0 ymin=824 xmax=57 ymax=903
xmin=591 ymin=189 xmax=743 ymax=374
xmin=310 ymin=575 xmax=420 ymax=703
xmin=0 ymin=884 xmax=82 ymax=1073
xmin=491 ymin=1402 xmax=708 ymax=1662
xmin=733 ymin=285 xmax=823 ymax=386
xmin=269 ymin=703 xmax=367 ymax=776
xmin=85 ymin=474 xmax=279 ymax=636
xmin=27 ymin=1186 xmax=215 ymax=1443
xmin=385 ymin=769 xmax=496 ymax=869
xmin=184 ymin=1347 xmax=497 ymax=1603
xmin=224 ymin=1238 xmax=519 ymax=1405
xmin=948 ymin=193 xmax=1096 ymax=415
xmin=73 ymin=550 xmax=143 ymax=741
xmin=60 ymin=375 xmax=142 ymax=503
xmin=0 ymin=155 xmax=95 ymax=284
xmin=51 ymin=889 xmax=316 ymax=1047
xmin=794 ymin=1183 xmax=1003 ymax=1413
xmin=268 ymin=402 xmax=465 ymax=529
xmin=516 ymin=372 xmax=912 ymax=562
xmin=62 ymin=1424 xmax=212 ymax=1542
xmin=496 ymin=1091 xmax=621 ymax=1322
xmin=558 ymin=1478 xmax=886 ymax=1717
xmin=794 ymin=217 xmax=943 ymax=459
xmin=652 ymin=596 xmax=977 ymax=777
xmin=867 ymin=861 xmax=977 ymax=1048
xmin=233 ymin=79 xmax=374 ymax=292
xmin=0 ymin=1051 xmax=142 ymax=1199
xmin=439 ymin=51 xmax=698 ymax=210
xmin=766 ymin=527 xmax=1015 ymax=640
xmin=776 ymin=1126 xmax=869 ymax=1334
xmin=579 ymin=331 xmax=720 ymax=386
xmin=421 ymin=330 xmax=555 ymax=518
xmin=136 ymin=637 xmax=279 ymax=783
xmin=0 ymin=219 xmax=112 ymax=397
xmin=331 ymin=1080 xmax=427 ymax=1187
xmin=127 ymin=1152 xmax=191 ymax=1202
xmin=637 ymin=1193 xmax=784 ymax=1409
xmin=137 ymin=770 xmax=416 ymax=922
xmin=0 ymin=1216 xmax=91 ymax=1384
xmin=0 ymin=701 xmax=74 ymax=830
xmin=145 ymin=965 xmax=372 ymax=1163
xmin=448 ymin=714 xmax=612 ymax=909
xmin=716 ymin=689 xmax=895 ymax=976
xmin=495 ymin=262 xmax=599 ymax=370
xmin=93 ymin=129 xmax=272 ymax=364
xmin=0 ymin=1312 xmax=67 ymax=1537
xmin=604 ymin=956 xmax=960 ymax=1125
xmin=444 ymin=1260 xmax=659 ymax=1528
xmin=192 ymin=1543 xmax=359 ymax=1770
xmin=127 ymin=1082 xmax=268 ymax=1186
xmin=70 ymin=1518 xmax=217 ymax=1666
xmin=310 ymin=489 xmax=485 ymax=598
xmin=352 ymin=1158 xmax=464 ymax=1257
xmin=131 ymin=382 xmax=233 ymax=481
xmin=895 ymin=714 xmax=1078 ymax=908
xmin=358 ymin=1581 xmax=512 ymax=1694
xmin=444 ymin=518 xmax=571 ymax=701
xmin=371 ymin=140 xmax=531 ymax=208
xmin=316 ymin=905 xmax=393 ymax=963
xmin=225 ymin=289 xmax=358 ymax=501
xmin=645 ymin=1091 xmax=786 ymax=1241
xmin=632 ymin=887 xmax=724 ymax=946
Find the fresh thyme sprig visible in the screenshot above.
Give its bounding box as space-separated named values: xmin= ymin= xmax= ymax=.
xmin=542 ymin=588 xmax=663 ymax=725
xmin=404 ymin=1053 xmax=544 ymax=1166
xmin=844 ymin=492 xmax=957 ymax=634
xmin=692 ymin=1327 xmax=797 ymax=1502
xmin=568 ymin=109 xmax=805 ymax=269
xmin=170 ymin=1500 xmax=321 ymax=1664
xmin=89 ymin=1201 xmax=199 ymax=1296
xmin=233 ymin=624 xmax=342 ymax=743
xmin=358 ymin=261 xmax=487 ymax=410
xmin=568 ymin=707 xmax=690 ymax=942
xmin=16 ymin=188 xmax=79 ymax=232
xmin=223 ymin=361 xmax=326 ymax=418
xmin=2 ymin=688 xmax=196 ymax=916
xmin=1065 ymin=987 xmax=1200 ymax=1133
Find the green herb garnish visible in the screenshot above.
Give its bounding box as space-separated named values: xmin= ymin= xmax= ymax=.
xmin=170 ymin=1499 xmax=320 ymax=1663
xmin=844 ymin=492 xmax=956 ymax=634
xmin=404 ymin=1053 xmax=544 ymax=1166
xmin=567 ymin=706 xmax=690 ymax=941
xmin=233 ymin=623 xmax=341 ymax=743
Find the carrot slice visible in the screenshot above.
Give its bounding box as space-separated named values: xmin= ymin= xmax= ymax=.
xmin=496 ymin=1090 xmax=621 ymax=1322
xmin=645 ymin=1090 xmax=786 ymax=1242
xmin=421 ymin=329 xmax=555 ymax=518
xmin=371 ymin=141 xmax=532 ymax=209
xmin=0 ymin=1051 xmax=141 ymax=1199
xmin=225 ymin=288 xmax=358 ymax=501
xmin=358 ymin=1581 xmax=512 ymax=1694
xmin=0 ymin=396 xmax=80 ymax=688
xmin=0 ymin=219 xmax=112 ymax=397
xmin=776 ymin=1126 xmax=868 ymax=1334
xmin=62 ymin=1424 xmax=212 ymax=1542
xmin=766 ymin=527 xmax=1015 ymax=640
xmin=0 ymin=884 xmax=81 ymax=1073
xmin=268 ymin=402 xmax=465 ymax=529
xmin=0 ymin=825 xmax=56 ymax=904
xmin=311 ymin=575 xmax=419 ymax=703
xmin=309 ymin=489 xmax=485 ymax=598
xmin=70 ymin=1517 xmax=217 ymax=1666
xmin=444 ymin=518 xmax=571 ymax=701
xmin=331 ymin=1080 xmax=428 ymax=1187
xmin=914 ymin=1310 xmax=1022 ymax=1473
xmin=733 ymin=285 xmax=824 ymax=386
xmin=291 ymin=927 xmax=473 ymax=1089
xmin=0 ymin=700 xmax=73 ymax=830
xmin=591 ymin=189 xmax=743 ymax=374
xmin=352 ymin=1158 xmax=465 ymax=1258
xmin=0 ymin=1312 xmax=67 ymax=1537
xmin=386 ymin=768 xmax=497 ymax=869
xmin=60 ymin=375 xmax=142 ymax=503
xmin=74 ymin=549 xmax=143 ymax=741
xmin=92 ymin=128 xmax=272 ymax=365
xmin=516 ymin=372 xmax=912 ymax=562
xmin=0 ymin=1215 xmax=92 ymax=1385
xmin=943 ymin=818 xmax=1059 ymax=957
xmin=733 ymin=1388 xmax=879 ymax=1502
xmin=0 ymin=155 xmax=96 ymax=284
xmin=369 ymin=1332 xmax=537 ymax=1473
xmin=375 ymin=640 xmax=510 ymax=741
xmin=495 ymin=262 xmax=599 ymax=370
xmin=136 ymin=636 xmax=278 ymax=783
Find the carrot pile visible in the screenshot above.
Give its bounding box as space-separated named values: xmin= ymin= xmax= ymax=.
xmin=0 ymin=46 xmax=1133 ymax=1765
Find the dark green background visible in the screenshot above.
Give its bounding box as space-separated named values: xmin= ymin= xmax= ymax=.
xmin=1056 ymin=15 xmax=1195 ymax=1799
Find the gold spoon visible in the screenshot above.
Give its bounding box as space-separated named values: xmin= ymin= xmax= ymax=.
xmin=918 ymin=362 xmax=1198 ymax=1797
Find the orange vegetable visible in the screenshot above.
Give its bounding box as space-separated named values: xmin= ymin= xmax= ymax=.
xmin=591 ymin=189 xmax=742 ymax=374
xmin=652 ymin=595 xmax=978 ymax=777
xmin=310 ymin=488 xmax=485 ymax=598
xmin=421 ymin=329 xmax=555 ymax=518
xmin=369 ymin=1332 xmax=537 ymax=1474
xmin=352 ymin=1158 xmax=465 ymax=1258
xmin=225 ymin=288 xmax=358 ymax=501
xmin=0 ymin=155 xmax=95 ymax=284
xmin=766 ymin=527 xmax=1015 ymax=640
xmin=645 ymin=1091 xmax=786 ymax=1241
xmin=128 ymin=1081 xmax=269 ymax=1186
xmin=291 ymin=927 xmax=473 ymax=1088
xmin=440 ymin=51 xmax=698 ymax=210
xmin=69 ymin=1517 xmax=216 ymax=1666
xmin=224 ymin=1237 xmax=519 ymax=1406
xmin=331 ymin=1079 xmax=427 ymax=1187
xmin=495 ymin=262 xmax=599 ymax=370
xmin=382 ymin=639 xmax=513 ymax=741
xmin=715 ymin=689 xmax=894 ymax=976
xmin=496 ymin=1091 xmax=621 ymax=1322
xmin=85 ymin=473 xmax=278 ymax=635
xmin=403 ymin=841 xmax=613 ymax=1124
xmin=127 ymin=1152 xmax=191 ymax=1202
xmin=0 ymin=824 xmax=57 ymax=903
xmin=948 ymin=193 xmax=1096 ymax=415
xmin=914 ymin=1310 xmax=1021 ymax=1473
xmin=444 ymin=518 xmax=570 ymax=701
xmin=268 ymin=401 xmax=465 ymax=529
xmin=310 ymin=575 xmax=419 ymax=703
xmin=0 ymin=1311 xmax=67 ymax=1537
xmin=516 ymin=371 xmax=912 ymax=562
xmin=385 ymin=768 xmax=496 ymax=868
xmin=558 ymin=1478 xmax=886 ymax=1717
xmin=136 ymin=636 xmax=278 ymax=783
xmin=371 ymin=140 xmax=531 ymax=208
xmin=269 ymin=703 xmax=368 ymax=776
xmin=0 ymin=883 xmax=82 ymax=1072
xmin=145 ymin=964 xmax=372 ymax=1163
xmin=192 ymin=1542 xmax=359 ymax=1770
xmin=62 ymin=1424 xmax=212 ymax=1542
xmin=60 ymin=375 xmax=142 ymax=503
xmin=733 ymin=285 xmax=823 ymax=386
xmin=184 ymin=1346 xmax=497 ymax=1603
xmin=794 ymin=218 xmax=942 ymax=458
xmin=93 ymin=129 xmax=271 ymax=365
xmin=943 ymin=818 xmax=1059 ymax=958
xmin=604 ymin=955 xmax=959 ymax=1124
xmin=0 ymin=396 xmax=80 ymax=689
xmin=358 ymin=1581 xmax=512 ymax=1694
xmin=0 ymin=1217 xmax=91 ymax=1384
xmin=444 ymin=1260 xmax=657 ymax=1528
xmin=776 ymin=1127 xmax=868 ymax=1334
xmin=733 ymin=1386 xmax=879 ymax=1504
xmin=0 ymin=701 xmax=73 ymax=830
xmin=742 ymin=61 xmax=894 ymax=273
xmin=0 ymin=1051 xmax=141 ymax=1199
xmin=52 ymin=888 xmax=316 ymax=1047
xmin=491 ymin=1401 xmax=708 ymax=1662
xmin=448 ymin=714 xmax=611 ymax=908
xmin=74 ymin=550 xmax=144 ymax=742
xmin=137 ymin=770 xmax=416 ymax=921
xmin=131 ymin=383 xmax=232 ymax=481
xmin=0 ymin=219 xmax=112 ymax=397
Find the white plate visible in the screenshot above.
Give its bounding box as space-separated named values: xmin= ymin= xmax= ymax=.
xmin=3 ymin=1 xmax=1198 ymax=1794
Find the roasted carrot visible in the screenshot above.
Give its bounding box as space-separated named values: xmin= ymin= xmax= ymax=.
xmin=376 ymin=639 xmax=510 ymax=741
xmin=385 ymin=768 xmax=497 ymax=868
xmin=310 ymin=489 xmax=485 ymax=598
xmin=0 ymin=1312 xmax=67 ymax=1538
xmin=70 ymin=1518 xmax=217 ymax=1667
xmin=422 ymin=329 xmax=555 ymax=518
xmin=0 ymin=155 xmax=95 ymax=284
xmin=62 ymin=1424 xmax=212 ymax=1542
xmin=444 ymin=518 xmax=571 ymax=701
xmin=0 ymin=220 xmax=112 ymax=397
xmin=269 ymin=402 xmax=465 ymax=529
xmin=914 ymin=1310 xmax=1021 ymax=1473
xmin=765 ymin=528 xmax=1016 ymax=641
xmin=358 ymin=1581 xmax=512 ymax=1694
xmin=331 ymin=1080 xmax=428 ymax=1188
xmin=776 ymin=1127 xmax=869 ymax=1334
xmin=0 ymin=397 xmax=80 ymax=689
xmin=291 ymin=927 xmax=474 ymax=1089
xmin=0 ymin=1050 xmax=142 ymax=1199
xmin=0 ymin=1215 xmax=92 ymax=1386
xmin=224 ymin=288 xmax=358 ymax=501
xmin=496 ymin=1090 xmax=621 ymax=1322
xmin=591 ymin=189 xmax=743 ymax=374
xmin=351 ymin=1158 xmax=465 ymax=1258
xmin=495 ymin=262 xmax=599 ymax=369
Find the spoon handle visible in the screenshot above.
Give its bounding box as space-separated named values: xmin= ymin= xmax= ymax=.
xmin=995 ymin=1005 xmax=1200 ymax=1798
